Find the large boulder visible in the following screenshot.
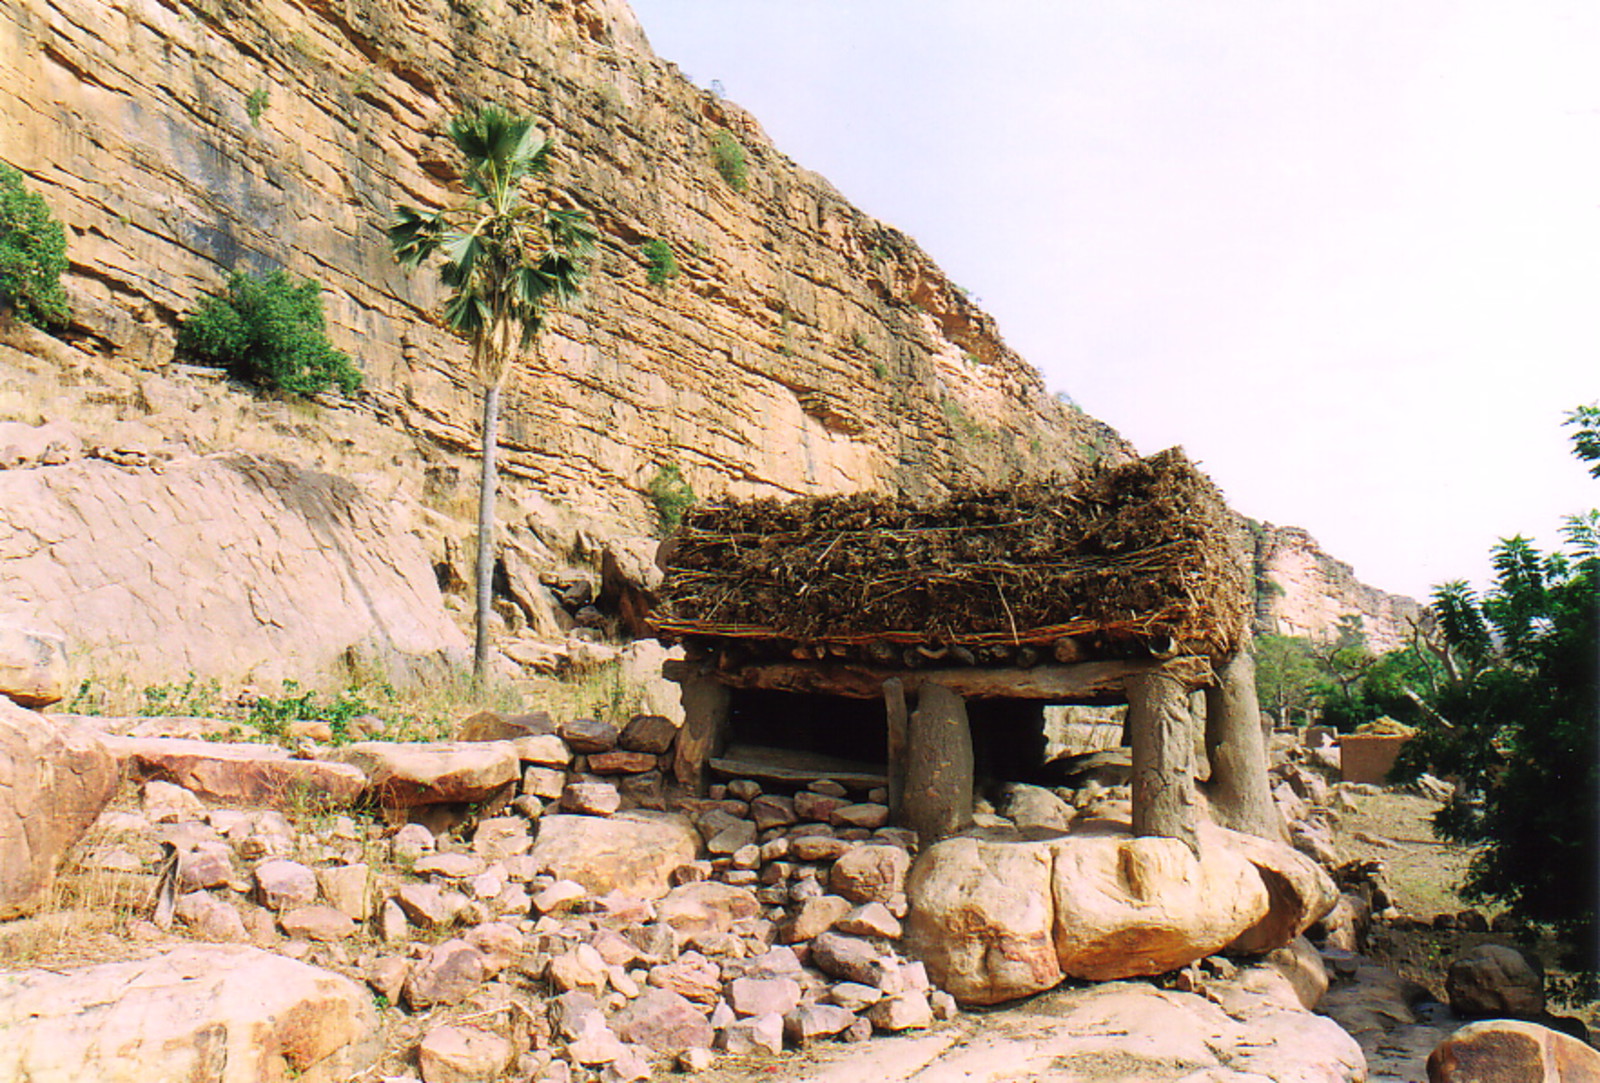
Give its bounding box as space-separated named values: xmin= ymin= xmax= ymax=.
xmin=332 ymin=740 xmax=519 ymax=809
xmin=905 ymin=823 xmax=1275 ymax=1004
xmin=0 ymin=700 xmax=117 ymax=918
xmin=1446 ymin=944 xmax=1545 ymax=1019
xmin=1211 ymin=822 xmax=1338 ymax=954
xmin=103 ymin=736 xmax=368 ymax=808
xmin=1428 ymin=1019 xmax=1600 ymax=1082
xmin=0 ymin=944 xmax=380 ymax=1082
xmin=903 ymin=835 xmax=1062 ymax=1006
xmin=0 ymin=622 xmax=67 ymax=708
xmin=1049 ymin=829 xmax=1268 ymax=981
xmin=526 ymin=812 xmax=700 ymax=899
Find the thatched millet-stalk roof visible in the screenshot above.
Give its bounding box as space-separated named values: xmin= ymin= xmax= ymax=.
xmin=653 ymin=448 xmax=1251 ymax=658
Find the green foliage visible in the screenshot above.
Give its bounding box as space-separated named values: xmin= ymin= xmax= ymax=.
xmin=871 ymin=360 xmax=888 ymax=380
xmin=1566 ymin=403 xmax=1600 ymax=479
xmin=1309 ymin=615 xmax=1376 ymax=730
xmin=0 ymin=163 xmax=70 ymax=329
xmin=1253 ymin=635 xmax=1326 ymax=725
xmin=642 ymin=238 xmax=679 ymax=288
xmin=248 ymin=681 xmax=376 ymax=744
xmin=710 ymin=130 xmax=748 ymax=191
xmin=1396 ymin=536 xmax=1598 ymax=969
xmin=139 ymin=673 xmax=224 ymax=717
xmin=178 ymin=270 xmax=362 ymax=396
xmin=65 ymin=678 xmax=106 ymax=716
xmin=942 ymin=398 xmax=992 ymax=442
xmin=246 ymin=88 xmax=270 ymax=125
xmin=1391 ymin=413 xmax=1600 ymax=973
xmin=647 ymin=463 xmax=695 ymax=535
xmin=389 ymin=105 xmax=596 ymax=386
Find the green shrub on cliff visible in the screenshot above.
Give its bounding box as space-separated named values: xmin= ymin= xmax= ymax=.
xmin=648 ymin=462 xmax=695 ymax=534
xmin=642 ymin=238 xmax=679 ymax=288
xmin=711 ymin=131 xmax=748 ymax=191
xmin=178 ymin=269 xmax=361 ymax=396
xmin=0 ymin=163 xmax=71 ymax=330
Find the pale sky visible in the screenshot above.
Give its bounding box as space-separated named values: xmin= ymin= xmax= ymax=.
xmin=625 ymin=1 xmax=1600 ymax=602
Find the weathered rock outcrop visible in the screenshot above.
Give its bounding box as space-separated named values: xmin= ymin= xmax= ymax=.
xmin=1254 ymin=524 xmax=1423 ymax=653
xmin=0 ymin=944 xmax=381 ymax=1082
xmin=0 ymin=622 xmax=67 ymax=708
xmin=0 ymin=0 xmax=1125 ymax=542
xmin=0 ymin=451 xmax=465 ymax=684
xmin=0 ymin=699 xmax=116 ymax=918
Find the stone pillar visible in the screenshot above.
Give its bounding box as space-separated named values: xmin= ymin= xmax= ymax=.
xmin=673 ymin=676 xmax=730 ymax=795
xmin=903 ymin=681 xmax=975 ymax=847
xmin=1126 ymin=665 xmax=1199 ymax=852
xmin=1204 ymin=648 xmax=1284 ymax=840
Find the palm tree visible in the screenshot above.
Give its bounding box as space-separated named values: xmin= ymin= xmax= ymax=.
xmin=390 ymin=105 xmax=596 ymax=678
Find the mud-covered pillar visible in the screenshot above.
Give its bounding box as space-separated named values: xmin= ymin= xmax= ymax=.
xmin=1126 ymin=664 xmax=1199 ymax=852
xmin=673 ymin=676 xmax=730 ymax=795
xmin=1203 ymin=646 xmax=1284 ymax=840
xmin=903 ymin=681 xmax=974 ymax=847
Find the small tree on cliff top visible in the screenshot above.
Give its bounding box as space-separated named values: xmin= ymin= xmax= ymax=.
xmin=389 ymin=105 xmax=596 ymax=677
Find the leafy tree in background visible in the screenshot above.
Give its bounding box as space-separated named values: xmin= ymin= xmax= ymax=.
xmin=1393 ymin=407 xmax=1600 ymax=974
xmin=1254 ymin=634 xmax=1325 ymax=726
xmin=178 ymin=270 xmax=361 ymax=396
xmin=389 ymin=105 xmax=595 ymax=678
xmin=0 ymin=163 xmax=70 ymax=329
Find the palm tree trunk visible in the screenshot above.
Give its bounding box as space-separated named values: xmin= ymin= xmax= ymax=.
xmin=473 ymin=380 xmax=501 ymax=679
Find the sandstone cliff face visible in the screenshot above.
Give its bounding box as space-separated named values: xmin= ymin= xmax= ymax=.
xmin=1252 ymin=524 xmax=1422 ymax=656
xmin=0 ymin=0 xmax=1126 ymax=539
xmin=2 ymin=0 xmax=1419 ymax=688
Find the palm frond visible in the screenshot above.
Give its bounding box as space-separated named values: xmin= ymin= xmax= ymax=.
xmin=394 ymin=102 xmax=593 ymax=378
xmin=387 ymin=205 xmax=445 ymax=267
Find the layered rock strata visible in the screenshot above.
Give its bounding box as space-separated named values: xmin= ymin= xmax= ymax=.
xmin=0 ymin=0 xmax=1126 ymax=540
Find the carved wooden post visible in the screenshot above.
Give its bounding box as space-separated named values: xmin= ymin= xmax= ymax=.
xmin=903 ymin=681 xmax=974 ymax=846
xmin=1126 ymin=664 xmax=1199 ymax=852
xmin=883 ymin=677 xmax=909 ymax=824
xmin=674 ymin=675 xmax=730 ymax=795
xmin=1203 ymin=647 xmax=1283 ymax=840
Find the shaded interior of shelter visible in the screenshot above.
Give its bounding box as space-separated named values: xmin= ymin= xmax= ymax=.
xmin=716 ymin=687 xmax=1127 ymax=793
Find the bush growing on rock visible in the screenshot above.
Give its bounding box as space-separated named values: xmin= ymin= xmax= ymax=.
xmin=0 ymin=162 xmax=70 ymax=329
xmin=178 ymin=269 xmax=362 ymax=397
xmin=648 ymin=462 xmax=696 ymax=535
xmin=711 ymin=130 xmax=748 ymax=191
xmin=642 ymin=238 xmax=679 ymax=288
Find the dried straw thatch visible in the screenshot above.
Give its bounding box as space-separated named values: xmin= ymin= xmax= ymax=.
xmin=653 ymin=448 xmax=1250 ymax=658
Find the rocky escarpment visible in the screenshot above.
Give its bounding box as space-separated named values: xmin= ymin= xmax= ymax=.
xmin=0 ymin=0 xmax=1126 ymax=541
xmin=1252 ymin=523 xmax=1423 ymax=656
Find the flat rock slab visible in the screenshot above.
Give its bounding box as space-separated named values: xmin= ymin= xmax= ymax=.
xmin=332 ymin=740 xmax=518 ymax=808
xmin=102 ymin=736 xmax=368 ymax=808
xmin=0 ymin=943 xmax=380 ymax=1082
xmin=527 ymin=812 xmax=700 ymax=900
xmin=711 ymin=744 xmax=887 ymax=790
xmin=714 ymin=981 xmax=1363 ymax=1082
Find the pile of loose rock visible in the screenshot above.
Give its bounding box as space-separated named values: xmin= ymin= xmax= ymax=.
xmin=3 ymin=696 xmax=957 ymax=1081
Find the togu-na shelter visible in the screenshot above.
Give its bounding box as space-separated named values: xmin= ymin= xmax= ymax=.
xmin=650 ymin=448 xmax=1283 ymax=849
